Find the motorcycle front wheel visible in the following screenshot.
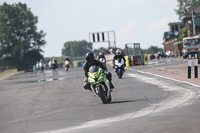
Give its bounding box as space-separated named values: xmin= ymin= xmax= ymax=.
xmin=65 ymin=65 xmax=69 ymax=71
xmin=98 ymin=86 xmax=108 ymax=104
xmin=117 ymin=69 xmax=123 ymax=79
xmin=107 ymin=93 xmax=112 ymax=103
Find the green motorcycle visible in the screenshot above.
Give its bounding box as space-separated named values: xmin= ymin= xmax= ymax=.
xmin=87 ymin=65 xmax=112 ymax=104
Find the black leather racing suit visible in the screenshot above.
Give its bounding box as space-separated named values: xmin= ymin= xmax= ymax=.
xmin=65 ymin=58 xmax=71 ymax=62
xmin=98 ymin=54 xmax=106 ymax=61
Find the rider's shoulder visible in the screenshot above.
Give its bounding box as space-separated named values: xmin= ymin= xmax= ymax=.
xmin=83 ymin=61 xmax=88 ymax=67
xmin=95 ymin=60 xmax=100 ymax=63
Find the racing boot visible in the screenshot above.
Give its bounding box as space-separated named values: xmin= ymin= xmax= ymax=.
xmin=83 ymin=82 xmax=92 ymax=91
xmin=110 ymin=82 xmax=114 ymax=89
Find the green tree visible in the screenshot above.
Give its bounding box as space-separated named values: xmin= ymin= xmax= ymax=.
xmin=178 ymin=27 xmax=187 ymax=49
xmin=178 ymin=27 xmax=187 ymax=41
xmin=62 ymin=40 xmax=92 ymax=57
xmin=0 ymin=2 xmax=46 ymax=70
xmin=175 ymin=0 xmax=200 ymax=18
xmin=93 ymin=47 xmax=107 ymax=56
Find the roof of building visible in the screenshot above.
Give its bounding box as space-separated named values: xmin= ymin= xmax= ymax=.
xmin=180 ymin=3 xmax=200 ymax=20
xmin=168 ymin=22 xmax=183 ymax=25
xmin=185 ymin=3 xmax=200 ymax=15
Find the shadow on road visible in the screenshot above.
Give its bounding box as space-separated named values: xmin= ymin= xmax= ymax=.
xmin=107 ymin=98 xmax=148 ymax=104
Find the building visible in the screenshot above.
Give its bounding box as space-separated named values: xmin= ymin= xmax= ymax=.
xmin=180 ymin=3 xmax=200 ymax=36
xmin=163 ymin=22 xmax=183 ymax=57
xmin=168 ymin=22 xmax=184 ymax=32
xmin=163 ymin=3 xmax=200 ymax=57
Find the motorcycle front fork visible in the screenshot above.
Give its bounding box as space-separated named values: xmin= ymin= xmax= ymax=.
xmin=114 ymin=67 xmax=124 ymax=72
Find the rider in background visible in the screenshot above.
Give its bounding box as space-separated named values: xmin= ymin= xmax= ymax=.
xmin=83 ymin=52 xmax=114 ymax=91
xmin=36 ymin=61 xmax=39 ymax=70
xmin=98 ymin=52 xmax=106 ymax=61
xmin=113 ymin=49 xmax=126 ymax=71
xmin=65 ymin=56 xmax=71 ymax=62
xmin=52 ymin=58 xmax=58 ymax=69
xmin=64 ymin=56 xmax=71 ymax=70
xmin=98 ymin=52 xmax=107 ymax=69
xmin=39 ymin=59 xmax=44 ymax=71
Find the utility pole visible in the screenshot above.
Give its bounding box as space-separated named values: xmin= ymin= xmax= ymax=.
xmin=190 ymin=0 xmax=195 ymax=35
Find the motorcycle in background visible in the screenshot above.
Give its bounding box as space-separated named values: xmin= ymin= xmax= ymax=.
xmin=64 ymin=60 xmax=70 ymax=71
xmin=87 ymin=65 xmax=112 ymax=104
xmin=99 ymin=57 xmax=107 ymax=70
xmin=36 ymin=61 xmax=39 ymax=71
xmin=114 ymin=59 xmax=125 ymax=79
xmin=52 ymin=59 xmax=57 ymax=70
xmin=48 ymin=60 xmax=52 ymax=69
xmin=39 ymin=61 xmax=44 ymax=72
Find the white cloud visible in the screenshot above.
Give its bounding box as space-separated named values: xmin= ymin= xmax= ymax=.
xmin=117 ymin=20 xmax=137 ymax=37
xmin=145 ymin=17 xmax=170 ymax=32
xmin=116 ymin=20 xmax=137 ymax=47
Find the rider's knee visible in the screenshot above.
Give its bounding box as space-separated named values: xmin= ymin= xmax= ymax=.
xmin=83 ymin=82 xmax=91 ymax=90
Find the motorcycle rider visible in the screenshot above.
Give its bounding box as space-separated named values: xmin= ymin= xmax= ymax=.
xmin=98 ymin=52 xmax=106 ymax=61
xmin=83 ymin=52 xmax=114 ymax=91
xmin=65 ymin=56 xmax=71 ymax=62
xmin=36 ymin=61 xmax=39 ymax=70
xmin=52 ymin=58 xmax=57 ymax=69
xmin=48 ymin=60 xmax=52 ymax=69
xmin=98 ymin=52 xmax=107 ymax=69
xmin=113 ymin=49 xmax=126 ymax=72
xmin=64 ymin=56 xmax=71 ymax=70
xmin=39 ymin=59 xmax=44 ymax=71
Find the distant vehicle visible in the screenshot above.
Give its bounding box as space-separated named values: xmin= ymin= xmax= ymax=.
xmin=99 ymin=57 xmax=106 ymax=69
xmin=183 ymin=36 xmax=200 ymax=59
xmin=165 ymin=51 xmax=171 ymax=58
xmin=52 ymin=58 xmax=57 ymax=70
xmin=64 ymin=60 xmax=70 ymax=71
xmin=114 ymin=59 xmax=125 ymax=79
xmin=48 ymin=60 xmax=52 ymax=69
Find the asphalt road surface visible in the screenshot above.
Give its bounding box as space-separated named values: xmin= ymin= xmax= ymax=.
xmin=1 ymin=62 xmax=200 ymax=133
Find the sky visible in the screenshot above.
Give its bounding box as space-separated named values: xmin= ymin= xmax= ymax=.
xmin=0 ymin=0 xmax=179 ymax=57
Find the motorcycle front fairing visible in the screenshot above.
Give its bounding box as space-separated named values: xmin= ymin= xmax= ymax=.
xmin=87 ymin=65 xmax=107 ymax=95
xmin=114 ymin=59 xmax=125 ymax=69
xmin=65 ymin=60 xmax=70 ymax=65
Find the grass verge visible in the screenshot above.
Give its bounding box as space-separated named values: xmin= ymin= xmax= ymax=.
xmin=0 ymin=69 xmax=24 ymax=79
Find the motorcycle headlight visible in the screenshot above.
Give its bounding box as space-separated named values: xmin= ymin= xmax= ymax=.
xmin=88 ymin=78 xmax=95 ymax=83
xmin=98 ymin=75 xmax=104 ymax=81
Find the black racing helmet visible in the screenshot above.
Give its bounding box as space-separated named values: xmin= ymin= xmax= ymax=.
xmin=85 ymin=52 xmax=94 ymax=63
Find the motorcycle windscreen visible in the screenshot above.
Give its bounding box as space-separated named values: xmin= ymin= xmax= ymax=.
xmin=89 ymin=65 xmax=99 ymax=73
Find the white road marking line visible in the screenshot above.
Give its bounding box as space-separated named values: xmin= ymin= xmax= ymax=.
xmin=36 ymin=72 xmax=200 ymax=133
xmin=126 ymin=67 xmax=200 ymax=88
xmin=58 ymin=77 xmax=65 ymax=80
xmin=46 ymin=79 xmax=53 ymax=82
